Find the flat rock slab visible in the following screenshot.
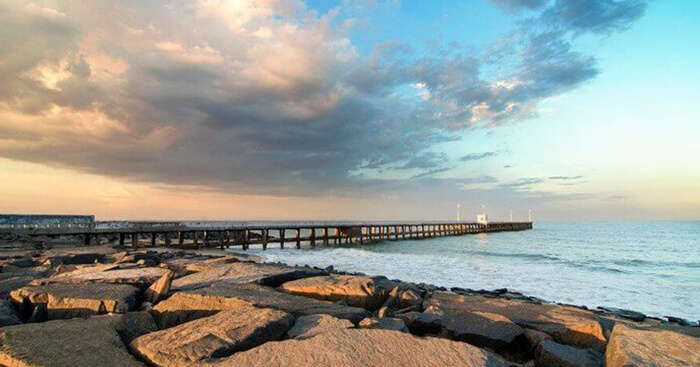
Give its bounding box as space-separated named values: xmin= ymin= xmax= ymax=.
xmin=287 ymin=314 xmax=353 ymax=339
xmin=280 ymin=275 xmax=397 ymax=310
xmin=31 ymin=265 xmax=170 ymax=288
xmin=605 ymin=323 xmax=700 ymax=367
xmin=535 ymin=339 xmax=603 ymax=367
xmin=425 ymin=305 xmax=524 ymax=349
xmin=208 ymin=328 xmax=518 ymax=367
xmin=153 ymin=282 xmax=370 ymax=328
xmin=0 ymin=315 xmax=152 ymax=367
xmin=172 ymin=263 xmax=326 ymax=290
xmin=426 ymin=292 xmax=607 ymax=351
xmin=42 ymin=253 xmax=104 ymax=266
xmin=131 ymin=307 xmax=294 ymax=367
xmin=11 ymin=283 xmax=139 ymax=320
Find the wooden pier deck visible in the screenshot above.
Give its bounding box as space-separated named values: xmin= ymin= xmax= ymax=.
xmin=1 ymin=221 xmax=533 ymax=250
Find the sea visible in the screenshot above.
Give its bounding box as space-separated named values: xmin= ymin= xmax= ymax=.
xmin=228 ymin=221 xmax=699 ymax=321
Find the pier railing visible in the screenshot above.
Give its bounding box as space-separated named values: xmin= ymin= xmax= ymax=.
xmin=0 ymin=221 xmax=533 ymax=250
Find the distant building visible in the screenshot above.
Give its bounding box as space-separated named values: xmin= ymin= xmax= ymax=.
xmin=476 ymin=213 xmax=488 ymax=225
xmin=0 ymin=214 xmax=95 ymax=229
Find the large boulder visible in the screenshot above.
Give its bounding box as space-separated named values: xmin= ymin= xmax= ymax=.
xmin=153 ymin=282 xmax=370 ymax=328
xmin=130 ymin=307 xmax=294 ymax=367
xmin=286 ymin=314 xmax=353 ymax=339
xmin=535 ymin=339 xmax=603 ymax=367
xmin=425 ymin=302 xmax=524 ymax=350
xmin=426 ymin=292 xmax=607 ymax=351
xmin=605 ymin=323 xmax=700 ymax=367
xmin=280 ymin=275 xmax=397 ymax=310
xmin=208 ymin=328 xmax=518 ymax=367
xmin=31 ymin=265 xmax=171 ymax=289
xmin=0 ymin=315 xmax=153 ymax=367
xmin=10 ymin=283 xmax=139 ymax=320
xmin=172 ymin=262 xmax=326 ymax=290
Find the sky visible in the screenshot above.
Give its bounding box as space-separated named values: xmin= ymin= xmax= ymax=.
xmin=0 ymin=0 xmax=698 ymax=221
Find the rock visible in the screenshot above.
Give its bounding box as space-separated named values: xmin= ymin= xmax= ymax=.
xmin=382 ymin=286 xmax=401 ymax=309
xmin=117 ymin=252 xmax=160 ymax=266
xmin=0 ymin=316 xmax=147 ymax=366
xmin=144 ymin=270 xmax=174 ymax=304
xmin=287 ymin=314 xmax=353 ymax=339
xmin=112 ymin=311 xmax=159 ymax=343
xmin=130 ymin=307 xmax=294 ymax=367
xmin=378 ymin=305 xmax=391 ymax=318
xmin=524 ymin=328 xmax=552 ymax=350
xmin=153 ymin=282 xmax=370 ymax=328
xmin=43 ymin=253 xmax=104 ymax=266
xmin=359 ymin=317 xmax=408 ymax=332
xmin=598 ymin=306 xmax=646 ymax=322
xmin=535 ymin=339 xmax=603 ymax=367
xmin=6 ymin=257 xmax=38 ymax=268
xmin=606 ymin=323 xmax=700 ymax=367
xmin=400 ymin=289 xmax=422 ymax=309
xmin=208 ymin=328 xmax=517 ymax=367
xmin=395 ymin=311 xmax=443 ymax=335
xmin=280 ymin=275 xmax=397 ymax=310
xmin=172 ymin=262 xmax=326 ymax=290
xmin=426 ymin=292 xmax=607 ymax=351
xmin=0 ymin=299 xmax=21 ymax=327
xmin=32 ymin=265 xmax=170 ymax=289
xmin=11 ymin=283 xmax=139 ymax=320
xmin=425 ymin=300 xmax=524 ymax=349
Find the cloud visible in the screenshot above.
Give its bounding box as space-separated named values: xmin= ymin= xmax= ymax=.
xmin=0 ymin=0 xmax=648 ymax=201
xmin=548 ymin=175 xmax=584 ymax=180
xmin=460 ymin=152 xmax=498 ymax=161
xmin=489 ymin=0 xmax=548 ymax=12
xmin=541 ymin=0 xmax=649 ymax=35
xmin=501 ymin=177 xmax=545 ymax=188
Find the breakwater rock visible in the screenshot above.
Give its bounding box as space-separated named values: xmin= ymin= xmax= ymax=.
xmin=0 ymin=244 xmax=698 ymax=366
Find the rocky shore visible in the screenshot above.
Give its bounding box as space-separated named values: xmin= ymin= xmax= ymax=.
xmin=0 ymin=241 xmax=697 ymax=366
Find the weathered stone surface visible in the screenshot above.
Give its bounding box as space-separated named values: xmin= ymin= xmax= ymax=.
xmin=605 ymin=323 xmax=700 ymax=367
xmin=111 ymin=311 xmax=159 ymax=343
xmin=172 ymin=262 xmax=326 ymax=290
xmin=535 ymin=339 xmax=603 ymax=367
xmin=11 ymin=282 xmax=139 ymax=320
xmin=280 ymin=275 xmax=397 ymax=310
xmin=287 ymin=314 xmax=353 ymax=339
xmin=209 ymin=328 xmax=518 ymax=367
xmin=144 ymin=270 xmax=173 ymax=304
xmin=32 ymin=265 xmax=170 ymax=288
xmin=0 ymin=299 xmax=21 ymax=327
xmin=426 ymin=302 xmax=525 ymax=349
xmin=359 ymin=317 xmax=408 ymax=332
xmin=0 ymin=316 xmax=147 ymax=367
xmin=400 ymin=288 xmax=423 ymax=309
xmin=0 ymin=266 xmax=50 ymax=297
xmin=426 ymin=292 xmax=607 ymax=350
xmin=524 ymin=328 xmax=552 ymax=350
xmin=153 ymin=282 xmax=370 ymax=328
xmin=395 ymin=311 xmax=443 ymax=335
xmin=131 ymin=307 xmax=294 ymax=367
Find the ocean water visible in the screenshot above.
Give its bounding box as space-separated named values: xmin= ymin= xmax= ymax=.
xmin=233 ymin=221 xmax=700 ymax=321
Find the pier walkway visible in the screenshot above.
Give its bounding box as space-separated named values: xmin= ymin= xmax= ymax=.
xmin=1 ymin=221 xmax=533 ymax=250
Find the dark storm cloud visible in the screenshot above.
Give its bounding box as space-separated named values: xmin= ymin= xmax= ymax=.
xmin=0 ymin=0 xmax=649 ymax=200
xmin=460 ymin=152 xmax=498 ymax=162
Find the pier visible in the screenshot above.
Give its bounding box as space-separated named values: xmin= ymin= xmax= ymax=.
xmin=0 ymin=220 xmax=532 ymax=250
